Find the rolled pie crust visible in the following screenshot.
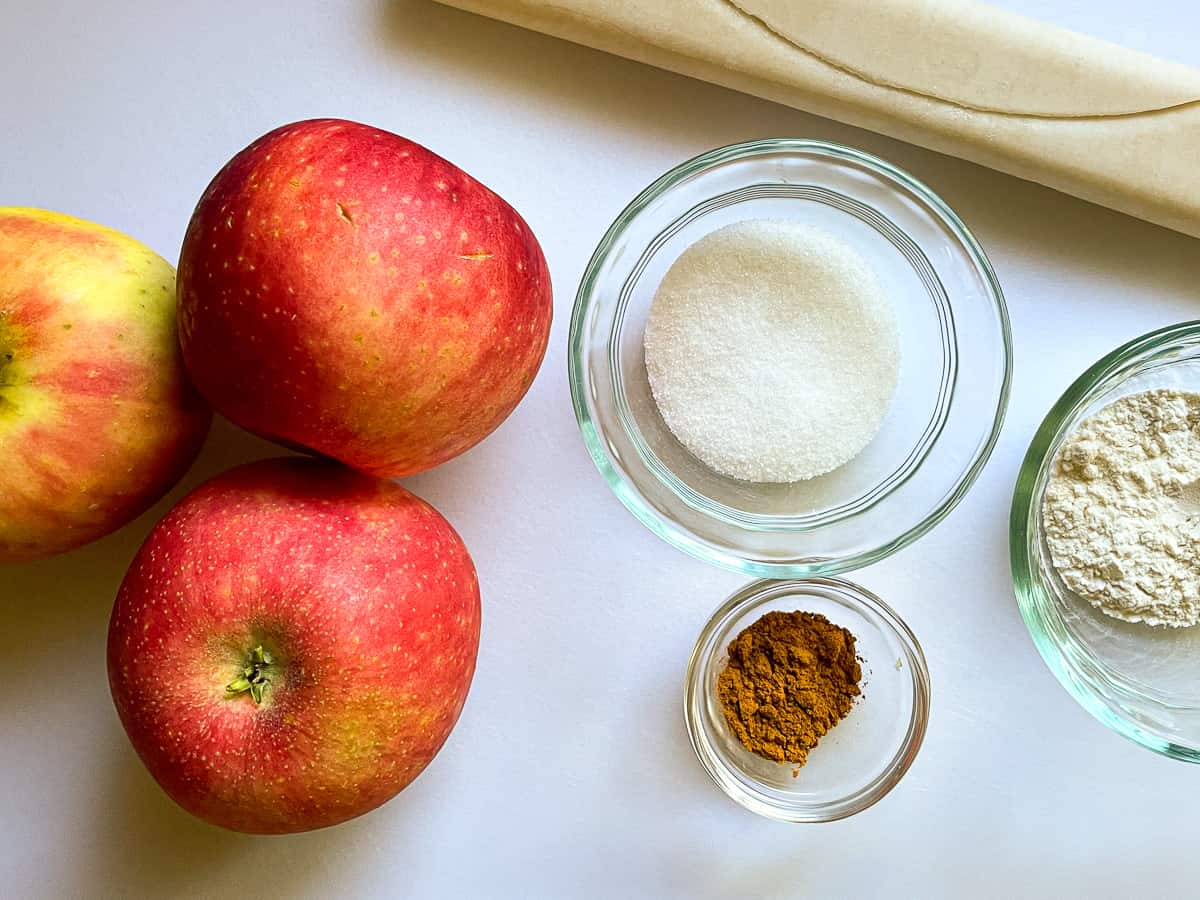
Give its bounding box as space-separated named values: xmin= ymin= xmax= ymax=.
xmin=433 ymin=0 xmax=1200 ymax=238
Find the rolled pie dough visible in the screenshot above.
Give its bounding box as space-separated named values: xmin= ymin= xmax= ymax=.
xmin=432 ymin=0 xmax=1200 ymax=239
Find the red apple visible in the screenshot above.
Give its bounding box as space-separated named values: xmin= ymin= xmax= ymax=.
xmin=107 ymin=457 xmax=481 ymax=834
xmin=177 ymin=118 xmax=552 ymax=478
xmin=0 ymin=208 xmax=210 ymax=562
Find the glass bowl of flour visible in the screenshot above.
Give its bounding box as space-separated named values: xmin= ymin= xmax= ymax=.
xmin=569 ymin=139 xmax=1011 ymax=576
xmin=1013 ymin=321 xmax=1200 ymax=761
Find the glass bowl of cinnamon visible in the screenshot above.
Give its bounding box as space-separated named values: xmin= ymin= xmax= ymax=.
xmin=684 ymin=577 xmax=929 ymax=822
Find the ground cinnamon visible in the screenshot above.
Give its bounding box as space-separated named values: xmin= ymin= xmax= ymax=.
xmin=716 ymin=610 xmax=861 ymax=767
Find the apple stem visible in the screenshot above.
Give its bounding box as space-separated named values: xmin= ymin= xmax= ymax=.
xmin=226 ymin=645 xmax=274 ymax=704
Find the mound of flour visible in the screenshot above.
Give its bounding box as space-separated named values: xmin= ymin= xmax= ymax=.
xmin=1042 ymin=389 xmax=1200 ymax=627
xmin=642 ymin=219 xmax=900 ymax=483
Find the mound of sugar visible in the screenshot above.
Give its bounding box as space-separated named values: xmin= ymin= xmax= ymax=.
xmin=643 ymin=219 xmax=900 ymax=484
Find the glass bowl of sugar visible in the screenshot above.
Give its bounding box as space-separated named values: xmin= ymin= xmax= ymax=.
xmin=1012 ymin=321 xmax=1200 ymax=761
xmin=569 ymin=139 xmax=1012 ymax=576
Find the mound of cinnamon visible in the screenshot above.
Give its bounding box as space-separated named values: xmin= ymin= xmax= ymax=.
xmin=717 ymin=610 xmax=861 ymax=767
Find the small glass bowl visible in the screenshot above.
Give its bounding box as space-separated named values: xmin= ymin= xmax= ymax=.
xmin=1012 ymin=321 xmax=1200 ymax=761
xmin=569 ymin=139 xmax=1011 ymax=577
xmin=685 ymin=578 xmax=930 ymax=822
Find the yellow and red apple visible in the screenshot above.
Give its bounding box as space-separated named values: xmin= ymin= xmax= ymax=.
xmin=177 ymin=118 xmax=553 ymax=478
xmin=0 ymin=208 xmax=210 ymax=562
xmin=107 ymin=457 xmax=481 ymax=834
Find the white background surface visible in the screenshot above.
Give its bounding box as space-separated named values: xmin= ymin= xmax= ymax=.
xmin=2 ymin=1 xmax=1198 ymax=897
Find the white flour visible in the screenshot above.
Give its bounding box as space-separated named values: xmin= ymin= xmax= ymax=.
xmin=1042 ymin=388 xmax=1200 ymax=627
xmin=642 ymin=219 xmax=900 ymax=483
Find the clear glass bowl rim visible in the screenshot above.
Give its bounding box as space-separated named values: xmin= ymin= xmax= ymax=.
xmin=568 ymin=137 xmax=1013 ymax=577
xmin=1010 ymin=320 xmax=1200 ymax=762
xmin=683 ymin=577 xmax=932 ymax=822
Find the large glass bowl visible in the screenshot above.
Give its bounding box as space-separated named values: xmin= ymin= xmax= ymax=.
xmin=569 ymin=139 xmax=1012 ymax=577
xmin=1012 ymin=322 xmax=1200 ymax=761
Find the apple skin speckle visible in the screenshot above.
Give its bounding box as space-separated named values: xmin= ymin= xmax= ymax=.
xmin=107 ymin=457 xmax=481 ymax=835
xmin=177 ymin=118 xmax=553 ymax=478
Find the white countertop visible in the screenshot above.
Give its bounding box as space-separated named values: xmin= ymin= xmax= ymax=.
xmin=2 ymin=1 xmax=1198 ymax=897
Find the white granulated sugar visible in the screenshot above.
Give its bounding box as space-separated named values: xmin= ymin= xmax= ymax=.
xmin=1042 ymin=389 xmax=1200 ymax=627
xmin=642 ymin=219 xmax=901 ymax=483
